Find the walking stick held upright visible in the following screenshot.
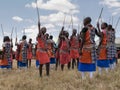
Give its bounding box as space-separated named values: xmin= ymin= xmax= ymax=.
xmin=36 ymin=0 xmax=41 ymax=33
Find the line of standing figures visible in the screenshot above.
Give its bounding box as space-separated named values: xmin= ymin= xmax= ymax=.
xmin=0 ymin=17 xmax=118 ymax=79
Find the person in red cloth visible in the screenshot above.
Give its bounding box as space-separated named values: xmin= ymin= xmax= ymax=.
xmin=18 ymin=35 xmax=28 ymax=69
xmin=59 ymin=29 xmax=70 ymax=71
xmin=46 ymin=35 xmax=56 ymax=64
xmin=106 ymin=25 xmax=117 ymax=69
xmin=55 ymin=27 xmax=64 ymax=70
xmin=36 ymin=22 xmax=50 ymax=77
xmin=78 ymin=17 xmax=99 ymax=79
xmin=27 ymin=38 xmax=33 ymax=68
xmin=0 ymin=36 xmax=12 ymax=69
xmin=70 ymin=29 xmax=80 ymax=69
xmin=97 ymin=22 xmax=110 ymax=74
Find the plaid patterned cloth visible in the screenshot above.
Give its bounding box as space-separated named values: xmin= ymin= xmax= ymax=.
xmin=5 ymin=42 xmax=11 ymax=59
xmin=22 ymin=41 xmax=28 ymax=63
xmin=90 ymin=29 xmax=97 ymax=63
xmin=91 ymin=45 xmax=97 ymax=63
xmin=90 ymin=29 xmax=96 ymax=44
xmin=107 ymin=31 xmax=116 ymax=59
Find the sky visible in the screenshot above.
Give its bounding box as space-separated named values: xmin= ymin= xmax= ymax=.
xmin=0 ymin=0 xmax=120 ymax=50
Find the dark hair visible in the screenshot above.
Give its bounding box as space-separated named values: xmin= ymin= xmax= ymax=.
xmin=102 ymin=22 xmax=108 ymax=27
xmin=50 ymin=35 xmax=53 ymax=39
xmin=112 ymin=28 xmax=115 ymax=31
xmin=22 ymin=35 xmax=27 ymax=40
xmin=101 ymin=22 xmax=108 ymax=29
xmin=83 ymin=17 xmax=91 ymax=26
xmin=108 ymin=24 xmax=112 ymax=30
xmin=29 ymin=38 xmax=32 ymax=41
xmin=3 ymin=36 xmax=10 ymax=42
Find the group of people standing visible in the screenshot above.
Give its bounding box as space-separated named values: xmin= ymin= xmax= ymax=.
xmin=0 ymin=17 xmax=117 ymax=79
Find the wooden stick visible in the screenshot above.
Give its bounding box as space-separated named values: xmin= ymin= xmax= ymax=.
xmin=115 ymin=16 xmax=120 ymax=30
xmin=112 ymin=16 xmax=113 ymax=26
xmin=71 ymin=14 xmax=73 ymax=30
xmin=36 ymin=0 xmax=40 ymax=23
xmin=1 ymin=24 xmax=4 ymax=37
xmin=98 ymin=8 xmax=103 ymax=23
xmin=63 ymin=13 xmax=66 ymax=26
xmin=11 ymin=27 xmax=14 ymax=39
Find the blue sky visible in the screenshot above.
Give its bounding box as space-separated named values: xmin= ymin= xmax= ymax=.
xmin=0 ymin=0 xmax=120 ymax=50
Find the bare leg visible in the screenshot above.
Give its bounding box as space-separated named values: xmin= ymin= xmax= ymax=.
xmin=46 ymin=63 xmax=50 ymax=76
xmin=39 ymin=64 xmax=43 ymax=77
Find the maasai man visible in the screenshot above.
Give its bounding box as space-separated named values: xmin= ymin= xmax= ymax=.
xmin=111 ymin=28 xmax=117 ymax=65
xmin=18 ymin=35 xmax=28 ymax=69
xmin=36 ymin=22 xmax=50 ymax=77
xmin=107 ymin=25 xmax=117 ymax=69
xmin=27 ymin=38 xmax=33 ymax=68
xmin=70 ymin=29 xmax=80 ymax=69
xmin=97 ymin=22 xmax=110 ymax=74
xmin=78 ymin=17 xmax=98 ymax=79
xmin=55 ymin=27 xmax=64 ymax=70
xmin=46 ymin=35 xmax=56 ymax=64
xmin=59 ymin=29 xmax=70 ymax=71
xmin=0 ymin=36 xmax=12 ymax=69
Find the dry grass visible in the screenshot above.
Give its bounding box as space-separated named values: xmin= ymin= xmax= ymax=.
xmin=0 ymin=60 xmax=120 ymax=90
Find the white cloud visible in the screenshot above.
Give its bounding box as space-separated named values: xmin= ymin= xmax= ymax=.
xmin=40 ymin=12 xmax=79 ymax=26
xmin=100 ymin=0 xmax=120 ymax=8
xmin=100 ymin=0 xmax=120 ymax=16
xmin=25 ymin=0 xmax=79 ymax=14
xmin=24 ymin=0 xmax=80 ymax=43
xmin=25 ymin=4 xmax=31 ymax=8
xmin=23 ymin=23 xmax=56 ymax=42
xmin=12 ymin=16 xmax=23 ymax=22
xmin=112 ymin=11 xmax=118 ymax=16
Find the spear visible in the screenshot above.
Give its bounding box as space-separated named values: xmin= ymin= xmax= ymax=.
xmin=97 ymin=8 xmax=103 ymax=33
xmin=36 ymin=0 xmax=41 ymax=33
xmin=36 ymin=0 xmax=40 ymax=23
xmin=1 ymin=24 xmax=4 ymax=37
xmin=71 ymin=14 xmax=73 ymax=30
xmin=23 ymin=28 xmax=25 ymax=35
xmin=15 ymin=27 xmax=17 ymax=38
xmin=10 ymin=27 xmax=14 ymax=47
xmin=108 ymin=16 xmax=111 ymax=24
xmin=68 ymin=14 xmax=73 ymax=31
xmin=97 ymin=8 xmax=103 ymax=23
xmin=11 ymin=27 xmax=14 ymax=39
xmin=115 ymin=16 xmax=120 ymax=30
xmin=78 ymin=23 xmax=80 ymax=34
xmin=15 ymin=27 xmax=17 ymax=43
xmin=63 ymin=13 xmax=66 ymax=26
xmin=112 ymin=16 xmax=113 ymax=26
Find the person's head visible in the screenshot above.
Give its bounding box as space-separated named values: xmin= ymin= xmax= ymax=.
xmin=112 ymin=28 xmax=115 ymax=32
xmin=29 ymin=38 xmax=32 ymax=43
xmin=72 ymin=29 xmax=77 ymax=35
xmin=3 ymin=36 xmax=10 ymax=42
xmin=22 ymin=35 xmax=27 ymax=40
xmin=101 ymin=22 xmax=108 ymax=29
xmin=41 ymin=27 xmax=46 ymax=34
xmin=45 ymin=33 xmax=49 ymax=39
xmin=65 ymin=31 xmax=69 ymax=38
xmin=83 ymin=17 xmax=91 ymax=26
xmin=107 ymin=24 xmax=112 ymax=31
xmin=49 ymin=35 xmax=53 ymax=40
